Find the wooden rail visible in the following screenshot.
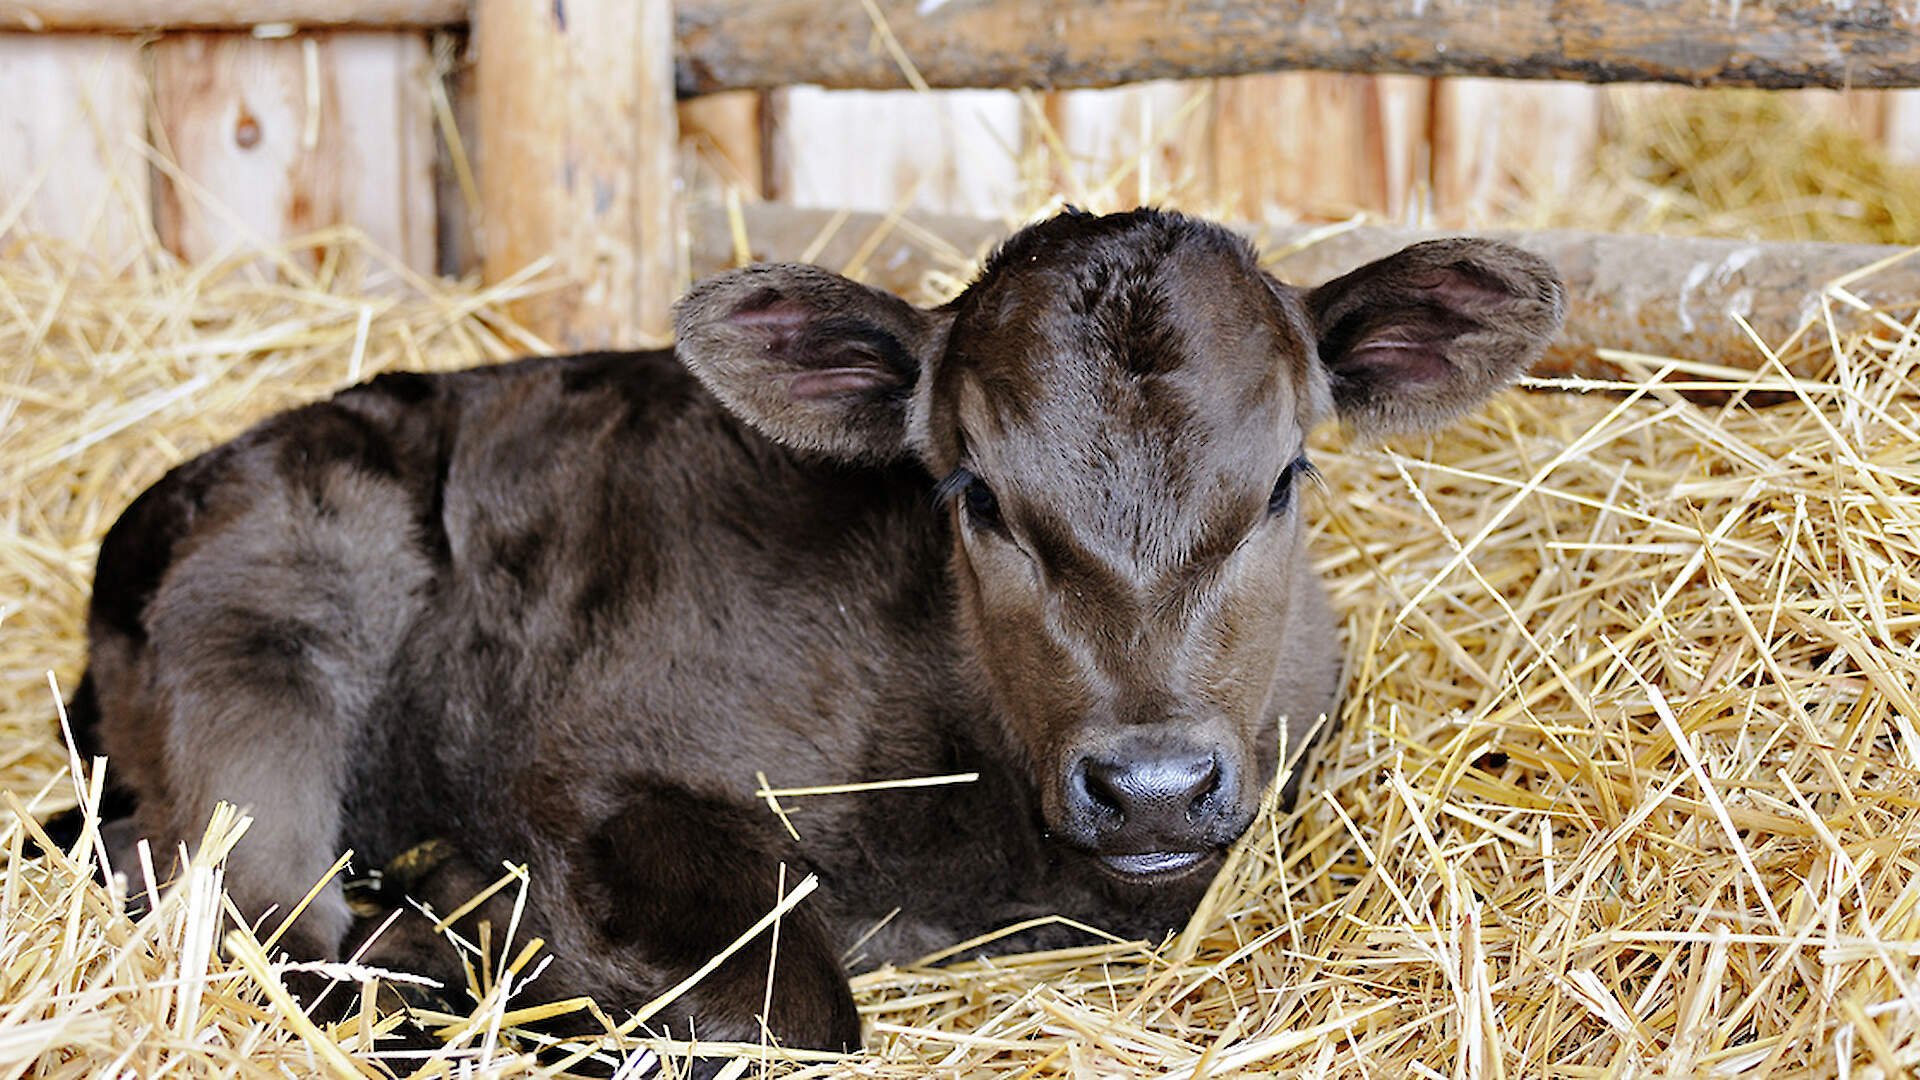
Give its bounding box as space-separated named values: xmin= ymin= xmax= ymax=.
xmin=9 ymin=0 xmax=1920 ymax=91
xmin=0 ymin=0 xmax=464 ymax=30
xmin=7 ymin=1 xmax=1918 ymax=351
xmin=689 ymin=203 xmax=1920 ymax=381
xmin=677 ymin=1 xmax=1920 ymax=93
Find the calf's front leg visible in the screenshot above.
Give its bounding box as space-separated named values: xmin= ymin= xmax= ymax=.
xmin=532 ymin=783 xmax=862 ymax=1056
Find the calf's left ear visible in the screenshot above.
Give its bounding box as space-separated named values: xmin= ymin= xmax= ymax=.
xmin=1305 ymin=238 xmax=1565 ymax=437
xmin=674 ymin=264 xmax=952 ymax=462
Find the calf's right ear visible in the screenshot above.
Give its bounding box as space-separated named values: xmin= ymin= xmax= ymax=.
xmin=1305 ymin=238 xmax=1565 ymax=437
xmin=673 ymin=265 xmax=951 ymax=463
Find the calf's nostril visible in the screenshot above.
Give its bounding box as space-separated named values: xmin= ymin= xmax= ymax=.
xmin=1085 ymin=772 xmax=1124 ymax=816
xmin=1067 ymin=759 xmax=1124 ymax=827
xmin=1185 ymin=756 xmax=1223 ymax=821
xmin=1084 ymin=751 xmax=1219 ymax=827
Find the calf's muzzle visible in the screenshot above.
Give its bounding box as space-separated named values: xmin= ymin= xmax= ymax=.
xmin=1061 ymin=734 xmax=1244 ymax=875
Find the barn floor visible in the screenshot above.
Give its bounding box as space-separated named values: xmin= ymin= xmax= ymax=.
xmin=5 ymin=100 xmax=1920 ymax=1077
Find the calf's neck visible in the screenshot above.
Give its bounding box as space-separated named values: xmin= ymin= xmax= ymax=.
xmin=70 ymin=208 xmax=1562 ymax=1050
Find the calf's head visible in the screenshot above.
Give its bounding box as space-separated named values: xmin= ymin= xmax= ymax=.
xmin=676 ymin=210 xmax=1562 ymax=878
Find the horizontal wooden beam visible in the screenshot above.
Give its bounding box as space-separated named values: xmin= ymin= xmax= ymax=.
xmin=14 ymin=1 xmax=1919 ymax=92
xmin=674 ymin=0 xmax=1920 ymax=93
xmin=689 ymin=202 xmax=1920 ymax=382
xmin=0 ymin=0 xmax=465 ymax=31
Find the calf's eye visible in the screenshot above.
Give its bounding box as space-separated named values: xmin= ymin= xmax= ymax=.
xmin=1267 ymin=455 xmax=1313 ymax=516
xmin=934 ymin=467 xmax=1006 ymax=534
xmin=964 ymin=475 xmax=1003 ymax=531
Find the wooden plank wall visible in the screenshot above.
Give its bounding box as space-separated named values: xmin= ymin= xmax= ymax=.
xmin=4 ymin=30 xmax=1919 ymax=278
xmin=0 ymin=26 xmax=722 ymax=285
xmin=0 ymin=34 xmax=149 ymax=261
xmin=1893 ymin=95 xmax=1920 ymax=164
xmin=150 ymin=32 xmax=436 ymax=272
xmin=1209 ymin=73 xmax=1432 ymax=223
xmin=771 ymin=76 xmax=1920 ymax=232
xmin=0 ymin=29 xmax=439 ymax=275
xmin=772 ymin=74 xmax=1603 ymax=222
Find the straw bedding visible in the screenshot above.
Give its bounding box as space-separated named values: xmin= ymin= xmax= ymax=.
xmin=1493 ymin=89 xmax=1920 ymax=245
xmin=6 ymin=112 xmax=1920 ymax=1078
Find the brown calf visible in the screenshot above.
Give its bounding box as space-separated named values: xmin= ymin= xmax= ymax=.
xmin=68 ymin=208 xmax=1562 ymax=1053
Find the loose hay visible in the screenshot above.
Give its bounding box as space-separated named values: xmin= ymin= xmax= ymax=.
xmin=1502 ymin=89 xmax=1920 ymax=246
xmin=7 ymin=141 xmax=1920 ymax=1080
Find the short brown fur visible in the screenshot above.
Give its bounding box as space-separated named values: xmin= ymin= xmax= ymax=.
xmin=69 ymin=209 xmax=1563 ymax=1053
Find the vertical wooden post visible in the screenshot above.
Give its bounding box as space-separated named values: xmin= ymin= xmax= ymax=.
xmin=1043 ymin=83 xmax=1212 ymax=210
xmin=474 ymin=0 xmax=680 ymax=350
xmin=1368 ymin=75 xmax=1430 ymax=222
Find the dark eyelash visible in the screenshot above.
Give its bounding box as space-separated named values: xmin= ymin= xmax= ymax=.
xmin=935 ymin=467 xmax=1005 ymax=531
xmin=1267 ymin=454 xmax=1315 ymax=515
xmin=932 ymin=467 xmax=974 ymax=507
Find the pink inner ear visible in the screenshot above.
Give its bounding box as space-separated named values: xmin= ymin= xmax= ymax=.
xmin=1346 ymin=339 xmax=1452 ymax=385
xmin=1407 ymin=267 xmax=1509 ymax=310
xmin=729 ymin=298 xmax=812 ymax=328
xmin=787 ymin=367 xmax=898 ymax=400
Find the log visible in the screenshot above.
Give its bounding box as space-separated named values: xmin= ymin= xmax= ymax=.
xmin=688 ymin=202 xmax=1920 ymax=381
xmin=675 ymin=0 xmax=1920 ymax=94
xmin=17 ymin=0 xmax=1920 ymax=93
xmin=0 ymin=0 xmax=463 ymax=31
xmin=474 ymin=0 xmax=679 ymax=348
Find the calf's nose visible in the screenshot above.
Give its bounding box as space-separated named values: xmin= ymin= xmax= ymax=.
xmin=1066 ymin=744 xmax=1235 ymax=850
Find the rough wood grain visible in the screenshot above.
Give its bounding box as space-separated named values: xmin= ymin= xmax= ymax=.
xmin=475 ymin=0 xmax=679 ymax=348
xmin=0 ymin=33 xmax=149 ymax=260
xmin=1431 ymin=78 xmax=1603 ymax=225
xmin=674 ymin=0 xmax=1920 ymax=94
xmin=151 ymin=31 xmax=436 ymax=273
xmin=18 ymin=0 xmax=1919 ymax=94
xmin=679 ymin=90 xmax=766 ymax=199
xmin=689 ymin=201 xmax=1920 ymax=380
xmin=1044 ymin=81 xmax=1212 ymax=208
xmin=0 ymin=0 xmax=463 ymax=31
xmin=773 ymin=86 xmax=1023 ymax=217
xmin=1211 ymin=73 xmax=1428 ymax=222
